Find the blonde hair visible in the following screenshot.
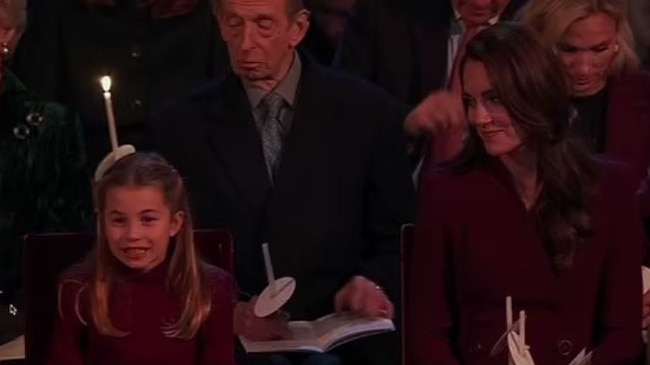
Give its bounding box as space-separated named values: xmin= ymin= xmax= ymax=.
xmin=520 ymin=0 xmax=639 ymax=76
xmin=60 ymin=153 xmax=213 ymax=340
xmin=0 ymin=0 xmax=26 ymax=56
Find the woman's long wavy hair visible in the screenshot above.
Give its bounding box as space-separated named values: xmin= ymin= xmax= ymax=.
xmin=67 ymin=152 xmax=212 ymax=339
xmin=455 ymin=23 xmax=601 ymax=269
xmin=520 ymin=0 xmax=639 ymax=76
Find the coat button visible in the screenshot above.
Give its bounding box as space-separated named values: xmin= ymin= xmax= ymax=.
xmin=557 ymin=339 xmax=573 ymax=356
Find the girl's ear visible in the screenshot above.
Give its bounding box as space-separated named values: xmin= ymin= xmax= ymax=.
xmin=169 ymin=211 xmax=185 ymax=237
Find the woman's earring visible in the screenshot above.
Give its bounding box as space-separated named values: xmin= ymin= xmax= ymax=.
xmin=1 ymin=43 xmax=9 ymax=57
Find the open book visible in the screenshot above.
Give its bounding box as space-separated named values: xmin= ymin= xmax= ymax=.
xmin=239 ymin=312 xmax=395 ymax=353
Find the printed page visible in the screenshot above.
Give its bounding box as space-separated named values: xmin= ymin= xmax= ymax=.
xmin=311 ymin=313 xmax=395 ymax=350
xmin=239 ymin=321 xmax=324 ymax=353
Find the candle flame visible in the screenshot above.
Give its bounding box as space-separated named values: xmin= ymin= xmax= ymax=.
xmin=100 ymin=76 xmax=112 ymax=92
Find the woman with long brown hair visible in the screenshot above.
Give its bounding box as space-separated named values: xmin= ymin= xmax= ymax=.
xmin=407 ymin=22 xmax=644 ymax=365
xmin=47 ymin=152 xmax=235 ymax=365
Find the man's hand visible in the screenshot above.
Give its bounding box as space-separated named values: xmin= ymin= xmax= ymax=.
xmin=404 ymin=90 xmax=466 ymax=138
xmin=334 ymin=276 xmax=394 ymax=319
xmin=234 ymin=297 xmax=290 ymax=341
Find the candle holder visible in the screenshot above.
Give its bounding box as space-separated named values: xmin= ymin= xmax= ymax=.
xmin=94 ymin=144 xmax=137 ymax=182
xmin=253 ymin=243 xmax=296 ymax=318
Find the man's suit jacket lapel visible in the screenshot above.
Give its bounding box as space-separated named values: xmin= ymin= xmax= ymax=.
xmin=263 ymin=60 xmax=336 ymax=274
xmin=269 ymin=59 xmax=340 ymax=203
xmin=266 ymin=56 xmax=318 ymax=275
xmin=206 ymin=74 xmax=272 ymax=213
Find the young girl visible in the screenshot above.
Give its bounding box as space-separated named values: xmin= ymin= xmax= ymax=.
xmin=47 ymin=152 xmax=235 ymax=365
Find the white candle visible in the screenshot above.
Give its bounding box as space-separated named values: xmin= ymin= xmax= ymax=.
xmin=262 ymin=243 xmax=277 ymax=295
xmin=100 ymin=76 xmax=119 ymax=153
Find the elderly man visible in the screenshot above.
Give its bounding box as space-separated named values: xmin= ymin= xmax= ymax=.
xmin=147 ymin=0 xmax=415 ymax=364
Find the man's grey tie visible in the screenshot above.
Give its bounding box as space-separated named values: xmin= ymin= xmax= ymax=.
xmin=260 ymin=92 xmax=286 ymax=182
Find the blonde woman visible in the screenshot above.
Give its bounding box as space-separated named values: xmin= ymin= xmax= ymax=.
xmin=522 ymin=0 xmax=650 ymax=333
xmin=521 ymin=0 xmax=649 ymax=183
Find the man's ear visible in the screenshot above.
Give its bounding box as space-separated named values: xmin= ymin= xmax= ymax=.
xmin=288 ymin=9 xmax=310 ymax=48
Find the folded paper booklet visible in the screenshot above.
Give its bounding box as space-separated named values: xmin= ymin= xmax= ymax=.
xmin=239 ymin=312 xmax=395 ymax=353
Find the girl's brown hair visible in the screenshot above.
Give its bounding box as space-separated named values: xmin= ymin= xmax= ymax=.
xmin=65 ymin=152 xmax=212 ymax=339
xmin=456 ymin=22 xmax=601 ymax=269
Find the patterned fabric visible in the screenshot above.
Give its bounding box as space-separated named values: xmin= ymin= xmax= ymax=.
xmin=258 ymin=92 xmax=288 ymax=182
xmin=0 ymin=69 xmax=92 ymax=306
